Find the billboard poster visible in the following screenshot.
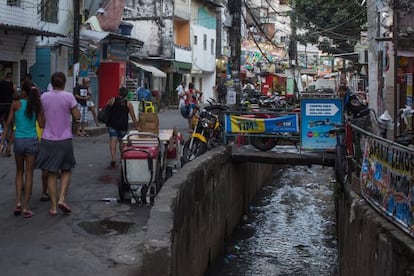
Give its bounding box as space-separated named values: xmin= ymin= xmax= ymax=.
xmin=225 ymin=114 xmax=298 ymax=134
xmin=360 ymin=138 xmax=414 ymax=237
xmin=300 ymin=98 xmax=343 ymax=150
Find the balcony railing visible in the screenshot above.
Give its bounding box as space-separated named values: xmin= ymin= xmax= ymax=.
xmin=174 ymin=45 xmax=192 ymax=64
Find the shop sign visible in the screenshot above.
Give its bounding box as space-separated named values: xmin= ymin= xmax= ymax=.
xmin=225 ymin=114 xmax=298 ymax=133
xmin=103 ymin=43 xmax=127 ymax=61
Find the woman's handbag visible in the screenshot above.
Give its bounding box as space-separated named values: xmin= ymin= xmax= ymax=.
xmin=98 ymin=104 xmax=111 ymax=124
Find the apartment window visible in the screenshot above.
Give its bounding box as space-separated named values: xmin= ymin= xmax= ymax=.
xmin=210 ymin=39 xmax=214 ymax=55
xmin=7 ymin=0 xmax=20 ymax=6
xmin=280 ymin=36 xmax=286 ymax=43
xmin=194 ymin=35 xmax=198 ymax=45
xmin=203 ymin=34 xmax=207 ymax=51
xmin=40 ymin=0 xmax=59 ymax=23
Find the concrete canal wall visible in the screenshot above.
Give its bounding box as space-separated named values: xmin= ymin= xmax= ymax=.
xmin=142 ymin=146 xmax=275 ymax=276
xmin=142 ymin=145 xmax=414 ymax=276
xmin=336 ymin=175 xmax=414 ymax=275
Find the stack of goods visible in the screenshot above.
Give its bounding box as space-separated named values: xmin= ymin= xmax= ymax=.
xmin=137 ymin=112 xmax=159 ymax=135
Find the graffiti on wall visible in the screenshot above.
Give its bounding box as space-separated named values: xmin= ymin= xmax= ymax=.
xmin=360 ymin=138 xmax=414 ymax=236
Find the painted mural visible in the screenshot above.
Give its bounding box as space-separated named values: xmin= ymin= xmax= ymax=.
xmin=241 ymin=40 xmax=286 ymax=71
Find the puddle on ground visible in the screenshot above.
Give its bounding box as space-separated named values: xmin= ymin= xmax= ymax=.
xmin=76 ymin=219 xmax=137 ymax=236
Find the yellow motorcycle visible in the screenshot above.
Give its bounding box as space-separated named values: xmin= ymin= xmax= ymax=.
xmin=182 ymin=110 xmax=222 ymax=163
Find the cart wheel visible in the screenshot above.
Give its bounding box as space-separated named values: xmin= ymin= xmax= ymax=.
xmin=153 ymin=156 xmax=163 ymax=193
xmin=150 ymin=186 xmax=156 ymax=206
xmin=165 ymin=166 xmax=173 ymax=181
xmin=140 ymin=184 xmax=148 ymax=205
xmin=118 ymin=171 xmax=128 ymax=202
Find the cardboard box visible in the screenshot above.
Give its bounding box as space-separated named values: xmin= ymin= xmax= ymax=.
xmin=138 ymin=112 xmax=159 ymax=135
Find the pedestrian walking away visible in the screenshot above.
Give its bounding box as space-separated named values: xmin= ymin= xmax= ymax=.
xmin=35 ymin=72 xmax=80 ymax=216
xmin=105 ymin=87 xmax=139 ymax=168
xmin=0 ymin=81 xmax=43 ymax=218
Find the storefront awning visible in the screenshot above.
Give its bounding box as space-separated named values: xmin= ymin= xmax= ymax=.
xmin=130 ymin=60 xmax=167 ymax=78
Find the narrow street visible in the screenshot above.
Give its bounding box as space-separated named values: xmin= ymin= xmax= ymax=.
xmin=0 ymin=109 xmax=187 ymax=276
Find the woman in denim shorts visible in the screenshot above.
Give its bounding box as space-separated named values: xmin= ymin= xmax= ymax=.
xmin=0 ymin=81 xmax=43 ymax=218
xmin=105 ymin=87 xmax=139 ymax=167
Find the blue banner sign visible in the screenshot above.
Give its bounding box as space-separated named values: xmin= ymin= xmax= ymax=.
xmin=300 ymin=98 xmax=343 ymax=150
xmin=225 ymin=114 xmax=299 ymax=133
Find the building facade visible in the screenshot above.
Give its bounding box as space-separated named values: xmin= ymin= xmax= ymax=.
xmin=0 ymin=0 xmax=65 ymax=89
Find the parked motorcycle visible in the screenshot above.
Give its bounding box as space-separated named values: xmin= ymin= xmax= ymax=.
xmin=345 ymin=90 xmax=369 ymax=118
xmin=239 ymin=88 xmax=262 ymax=108
xmin=182 ymin=109 xmax=223 ymax=163
xmin=259 ymin=93 xmax=292 ymax=109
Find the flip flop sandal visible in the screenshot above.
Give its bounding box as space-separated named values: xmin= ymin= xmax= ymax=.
xmin=23 ymin=209 xmax=33 ymax=218
xmin=49 ymin=209 xmax=58 ymax=216
xmin=58 ymin=202 xmax=72 ymax=213
xmin=40 ymin=194 xmax=51 ymax=202
xmin=14 ymin=205 xmax=22 ymax=216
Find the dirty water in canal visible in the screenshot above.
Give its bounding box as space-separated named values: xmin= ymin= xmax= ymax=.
xmin=206 ymin=165 xmax=338 ymax=276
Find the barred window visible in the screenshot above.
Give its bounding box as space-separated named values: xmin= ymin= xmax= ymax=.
xmin=40 ymin=0 xmax=59 ymax=23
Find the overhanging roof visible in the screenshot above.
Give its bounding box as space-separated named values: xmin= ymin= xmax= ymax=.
xmin=55 ymin=38 xmax=89 ymax=52
xmin=130 ymin=60 xmax=166 ymax=78
xmin=0 ymin=23 xmax=65 ymax=37
xmin=80 ymin=29 xmax=143 ymax=47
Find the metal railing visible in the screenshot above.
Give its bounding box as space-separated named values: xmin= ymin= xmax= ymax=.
xmin=349 ymin=122 xmax=414 ymax=238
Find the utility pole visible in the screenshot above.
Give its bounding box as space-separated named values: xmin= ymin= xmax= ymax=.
xmin=72 ymin=0 xmax=80 ymax=134
xmin=289 ymin=0 xmax=297 ymax=67
xmin=392 ymin=0 xmax=399 ymax=138
xmin=73 ymin=0 xmax=80 ymax=80
xmin=289 ymin=0 xmax=302 ymax=95
xmin=228 ymin=0 xmax=241 ymax=102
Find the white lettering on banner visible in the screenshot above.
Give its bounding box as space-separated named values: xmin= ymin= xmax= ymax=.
xmin=305 ymin=103 xmax=339 ymax=116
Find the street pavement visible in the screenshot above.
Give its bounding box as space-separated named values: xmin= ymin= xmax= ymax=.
xmin=0 ymin=108 xmax=188 ymax=276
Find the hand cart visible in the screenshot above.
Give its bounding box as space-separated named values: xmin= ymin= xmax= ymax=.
xmin=119 ymin=131 xmax=163 ymax=206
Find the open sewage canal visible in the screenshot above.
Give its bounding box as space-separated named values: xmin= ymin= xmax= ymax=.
xmin=206 ymin=165 xmax=338 ymax=276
